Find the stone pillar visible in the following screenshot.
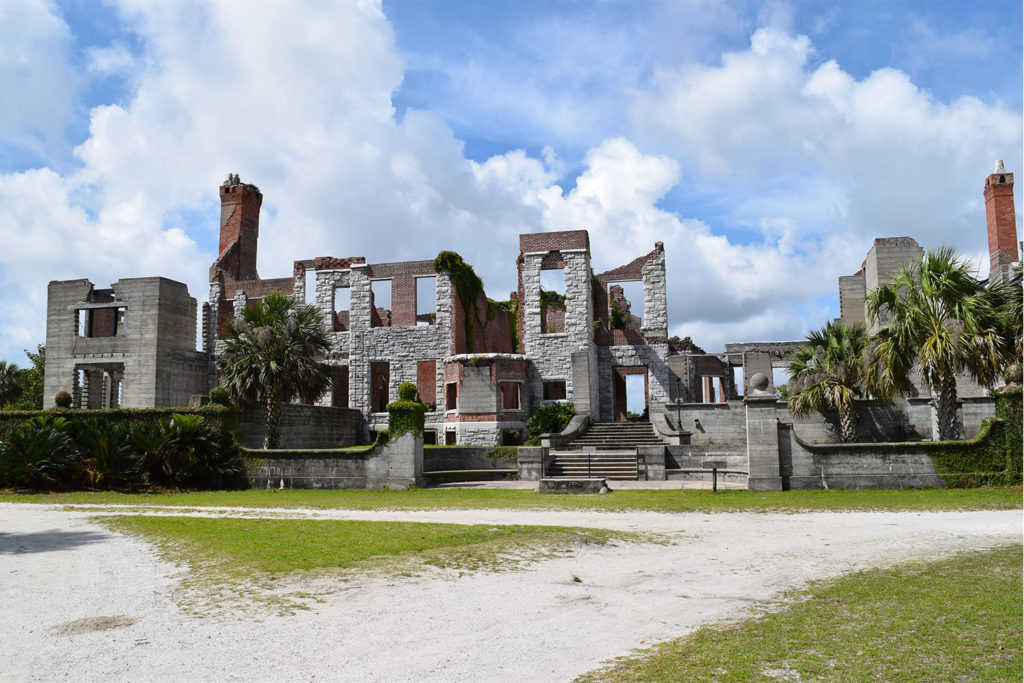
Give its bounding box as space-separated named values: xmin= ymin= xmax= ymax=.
xmin=744 ymin=372 xmax=782 ymax=491
xmin=83 ymin=369 xmax=104 ymax=410
xmin=374 ymin=431 xmax=423 ymax=489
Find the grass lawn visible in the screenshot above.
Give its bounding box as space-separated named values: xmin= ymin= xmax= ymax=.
xmin=577 ymin=544 xmax=1023 ymax=683
xmin=2 ymin=486 xmax=1021 ymax=512
xmin=97 ymin=515 xmax=637 ymax=577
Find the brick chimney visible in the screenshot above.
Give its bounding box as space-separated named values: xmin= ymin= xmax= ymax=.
xmin=984 ymin=160 xmax=1018 ymax=273
xmin=218 ymin=173 xmax=262 ymax=281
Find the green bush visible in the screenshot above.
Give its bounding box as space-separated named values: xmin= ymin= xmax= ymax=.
xmin=0 ymin=416 xmax=79 ymax=489
xmin=0 ymin=411 xmax=244 ymax=492
xmin=208 ymin=386 xmax=232 ymax=407
xmin=54 ymin=391 xmax=72 ymax=408
xmin=397 ymin=381 xmax=418 ymax=401
xmin=526 ymin=403 xmax=575 ymax=443
xmin=73 ymin=418 xmax=138 ymax=489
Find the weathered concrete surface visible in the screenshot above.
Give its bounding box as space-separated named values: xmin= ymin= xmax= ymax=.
xmin=237 ymin=404 xmax=361 ymax=449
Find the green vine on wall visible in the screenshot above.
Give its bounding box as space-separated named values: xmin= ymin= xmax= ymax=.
xmin=386 ymin=381 xmax=426 ymax=441
xmin=435 ymin=251 xmax=484 ymax=352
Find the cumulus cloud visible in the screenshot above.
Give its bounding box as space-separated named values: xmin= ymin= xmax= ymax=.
xmin=0 ymin=4 xmax=1018 ymax=367
xmin=0 ymin=0 xmax=78 ymax=161
xmin=631 ymin=26 xmax=1021 ymax=261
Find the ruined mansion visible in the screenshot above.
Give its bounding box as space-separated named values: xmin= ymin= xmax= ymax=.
xmin=44 ymin=164 xmax=1020 ymax=453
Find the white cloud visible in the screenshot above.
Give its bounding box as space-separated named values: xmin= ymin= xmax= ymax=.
xmin=0 ymin=0 xmax=78 ymax=160
xmin=631 ymin=26 xmax=1022 ymax=263
xmin=0 ymin=5 xmax=1018 ymax=367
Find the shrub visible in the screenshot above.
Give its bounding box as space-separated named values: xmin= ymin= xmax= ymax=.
xmin=208 ymin=386 xmax=232 ymax=407
xmin=74 ymin=418 xmax=138 ymax=489
xmin=397 ymin=381 xmax=418 ymax=402
xmin=526 ymin=403 xmax=575 ymax=443
xmin=0 ymin=416 xmax=78 ymax=489
xmin=54 ymin=391 xmax=72 ymax=408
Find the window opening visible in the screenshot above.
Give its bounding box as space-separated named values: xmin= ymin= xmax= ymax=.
xmin=76 ymin=310 xmax=88 ymax=337
xmin=370 ymin=362 xmax=390 ymax=412
xmin=607 ymin=281 xmax=644 ymax=329
xmin=423 ymin=430 xmax=437 ymax=445
xmin=445 ymin=382 xmax=457 ymax=410
xmin=542 ymin=381 xmax=566 ymax=401
xmin=539 ymin=269 xmax=566 ymax=334
xmin=500 ymin=382 xmax=521 ymax=410
xmin=333 ymin=286 xmax=351 ymax=331
xmin=371 ymin=280 xmax=392 ymax=328
xmin=416 ymin=276 xmax=437 ymax=326
xmin=417 ymin=361 xmax=437 ymax=408
xmin=304 ymin=270 xmax=316 ymax=304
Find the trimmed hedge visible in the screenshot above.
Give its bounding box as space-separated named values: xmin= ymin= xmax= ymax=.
xmin=0 ymin=406 xmax=233 ymax=441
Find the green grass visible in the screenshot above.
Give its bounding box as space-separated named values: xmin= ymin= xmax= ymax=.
xmin=578 ymin=544 xmax=1023 ymax=682
xmin=99 ymin=515 xmax=631 ymax=575
xmin=96 ymin=515 xmax=640 ymax=614
xmin=2 ymin=486 xmax=1021 ymax=512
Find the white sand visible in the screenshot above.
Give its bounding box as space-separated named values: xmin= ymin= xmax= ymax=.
xmin=0 ymin=502 xmax=1020 ymax=682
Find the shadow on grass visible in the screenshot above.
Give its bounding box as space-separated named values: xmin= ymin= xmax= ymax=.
xmin=0 ymin=529 xmax=110 ymax=554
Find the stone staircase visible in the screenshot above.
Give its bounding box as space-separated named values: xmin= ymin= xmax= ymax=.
xmin=543 ymin=422 xmax=665 ymax=481
xmin=569 ymin=421 xmax=664 ymax=448
xmin=546 ymin=451 xmax=639 ymax=480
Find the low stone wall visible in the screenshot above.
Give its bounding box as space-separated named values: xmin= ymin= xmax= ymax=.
xmin=238 ymin=404 xmax=361 ymax=449
xmin=780 ymin=425 xmax=943 ymax=490
xmin=424 ymin=447 xmax=517 ymax=471
xmin=666 ymin=444 xmax=747 ymax=485
xmin=247 ymin=432 xmax=422 ymax=489
xmin=423 ymin=446 xmax=518 ymax=482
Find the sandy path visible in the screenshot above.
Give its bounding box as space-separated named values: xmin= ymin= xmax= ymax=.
xmin=0 ymin=503 xmax=1020 ymax=682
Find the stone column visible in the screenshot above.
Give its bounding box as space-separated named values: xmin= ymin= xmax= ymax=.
xmin=744 ymin=372 xmax=782 ymax=491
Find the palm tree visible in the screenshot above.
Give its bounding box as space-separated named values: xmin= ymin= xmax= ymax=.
xmin=788 ymin=321 xmax=871 ymax=442
xmin=0 ymin=360 xmax=25 ymax=409
xmin=218 ymin=292 xmax=331 ymax=448
xmin=865 ymin=246 xmax=1016 ymax=440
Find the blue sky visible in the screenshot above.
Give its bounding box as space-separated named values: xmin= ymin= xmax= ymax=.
xmin=0 ymin=0 xmax=1021 ymax=366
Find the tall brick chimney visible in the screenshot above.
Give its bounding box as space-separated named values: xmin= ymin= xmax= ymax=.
xmin=218 ymin=173 xmax=262 ymax=281
xmin=984 ymin=160 xmax=1018 ymax=274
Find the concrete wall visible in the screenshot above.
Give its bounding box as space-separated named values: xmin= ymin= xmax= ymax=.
xmin=671 ymin=401 xmax=747 ymax=444
xmin=238 ymin=404 xmax=361 ymax=449
xmin=45 ymin=277 xmax=208 ymax=409
xmin=779 ymin=425 xmax=944 ymax=489
xmin=424 ymin=447 xmax=518 ymax=475
xmin=249 ymin=431 xmax=422 ymax=489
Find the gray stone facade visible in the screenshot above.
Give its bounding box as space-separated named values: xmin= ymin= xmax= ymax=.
xmin=44 ymin=277 xmax=208 ymax=409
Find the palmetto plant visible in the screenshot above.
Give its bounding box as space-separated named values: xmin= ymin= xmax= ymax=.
xmin=865 ymin=247 xmax=1018 ymax=440
xmin=0 ymin=416 xmax=78 ymax=489
xmin=218 ymin=292 xmax=331 ymax=448
xmin=788 ymin=321 xmax=871 ymax=442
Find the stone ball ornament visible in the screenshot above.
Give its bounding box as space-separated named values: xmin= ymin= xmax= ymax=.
xmin=749 ymin=372 xmax=771 ymax=394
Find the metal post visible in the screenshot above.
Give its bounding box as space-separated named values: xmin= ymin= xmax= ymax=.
xmin=712 ymin=467 xmax=718 ymax=494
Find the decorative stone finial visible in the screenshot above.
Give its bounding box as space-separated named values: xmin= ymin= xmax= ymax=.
xmin=994 ymin=160 xmax=1006 ymax=173
xmin=748 ymin=372 xmax=772 ymax=396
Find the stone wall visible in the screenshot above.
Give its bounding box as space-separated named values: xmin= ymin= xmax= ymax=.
xmin=779 ymin=425 xmax=944 ymax=490
xmin=238 ymin=404 xmax=361 ymax=449
xmin=248 ymin=431 xmax=423 ymax=489
xmin=595 ymin=344 xmax=672 ymax=421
